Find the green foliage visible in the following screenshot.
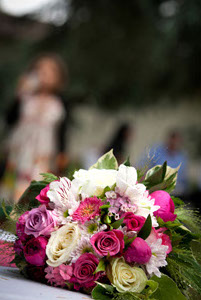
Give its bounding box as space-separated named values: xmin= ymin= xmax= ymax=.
xmin=94 ymin=259 xmax=106 ymax=274
xmin=175 ymin=205 xmax=201 ymax=235
xmin=166 ymin=250 xmax=201 ymax=297
xmin=40 ymin=173 xmax=58 ymax=183
xmin=138 ymin=214 xmax=152 ymax=240
xmin=111 ymin=217 xmax=124 ymax=229
xmin=144 ymin=163 xmax=179 ymax=193
xmin=123 ymin=157 xmax=131 ymax=167
xmin=150 ymin=274 xmax=186 ymax=300
xmin=92 ymin=282 xmax=115 ymax=300
xmin=89 ymin=150 xmax=118 ymax=170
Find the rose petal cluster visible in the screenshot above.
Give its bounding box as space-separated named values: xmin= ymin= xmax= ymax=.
xmin=151 ymin=190 xmax=177 ymax=222
xmin=16 ymin=211 xmax=29 ymax=241
xmin=107 ymin=257 xmax=147 ymax=293
xmin=124 ymin=237 xmax=152 ymax=264
xmin=24 ymin=236 xmax=48 ymax=266
xmin=24 ymin=205 xmax=58 ymax=238
xmin=46 ymin=223 xmax=80 ymax=267
xmin=45 ymin=264 xmax=73 ymax=287
xmin=70 ymin=253 xmax=101 ymax=290
xmin=90 ymin=230 xmax=124 ymax=257
xmin=123 ymin=212 xmax=145 ymax=232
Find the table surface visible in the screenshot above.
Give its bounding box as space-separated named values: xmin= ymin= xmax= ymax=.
xmin=0 ymin=266 xmax=91 ymax=300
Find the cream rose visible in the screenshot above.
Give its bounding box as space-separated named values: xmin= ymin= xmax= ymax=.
xmin=72 ymin=168 xmax=117 ymax=197
xmin=46 ymin=223 xmax=80 ymax=267
xmin=107 ymin=257 xmax=147 ymax=293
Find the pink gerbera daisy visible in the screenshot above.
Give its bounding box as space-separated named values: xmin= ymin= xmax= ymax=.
xmin=72 ymin=197 xmax=102 ymax=224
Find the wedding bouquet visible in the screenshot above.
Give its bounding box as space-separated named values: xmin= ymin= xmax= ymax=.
xmin=3 ymin=150 xmax=201 ymax=299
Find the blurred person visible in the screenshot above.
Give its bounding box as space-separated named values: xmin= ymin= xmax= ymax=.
xmin=1 ymin=54 xmax=69 ymax=203
xmin=104 ymin=123 xmax=133 ymax=164
xmin=139 ymin=130 xmax=188 ymax=197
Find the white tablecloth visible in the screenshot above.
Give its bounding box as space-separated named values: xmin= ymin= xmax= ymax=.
xmin=0 ymin=266 xmax=91 ymax=300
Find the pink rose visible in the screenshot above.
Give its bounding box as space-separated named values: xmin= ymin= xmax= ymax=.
xmin=36 ymin=185 xmax=50 ymax=205
xmin=24 ymin=236 xmax=48 ymax=266
xmin=24 ymin=205 xmax=58 ymax=238
xmin=155 ymin=228 xmax=172 ymax=254
xmin=90 ymin=230 xmax=124 ymax=257
xmin=123 ymin=212 xmax=145 ymax=232
xmin=124 ymin=237 xmax=152 ymax=264
xmin=151 ymin=190 xmax=177 ymax=222
xmin=70 ymin=253 xmax=101 ymax=290
xmin=16 ymin=211 xmax=29 ymax=242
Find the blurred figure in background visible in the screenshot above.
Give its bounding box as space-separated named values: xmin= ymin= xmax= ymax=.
xmin=140 ymin=130 xmax=188 ymax=197
xmin=104 ymin=123 xmax=133 ymax=164
xmin=1 ymin=54 xmax=69 ymax=202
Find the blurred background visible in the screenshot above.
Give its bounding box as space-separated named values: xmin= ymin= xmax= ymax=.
xmin=0 ymin=0 xmax=200 ymax=209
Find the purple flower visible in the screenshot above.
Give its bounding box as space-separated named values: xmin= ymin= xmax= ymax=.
xmin=24 ymin=236 xmax=48 ymax=266
xmin=123 ymin=212 xmax=145 ymax=232
xmin=24 ymin=205 xmax=58 ymax=238
xmin=36 ymin=185 xmax=50 ymax=205
xmin=151 ymin=190 xmax=177 ymax=222
xmin=70 ymin=253 xmax=101 ymax=290
xmin=124 ymin=237 xmax=151 ymax=264
xmin=90 ymin=230 xmax=124 ymax=257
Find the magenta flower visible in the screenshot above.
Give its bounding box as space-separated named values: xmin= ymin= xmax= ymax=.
xmin=70 ymin=253 xmax=101 ymax=290
xmin=16 ymin=211 xmax=29 ymax=242
xmin=151 ymin=190 xmax=177 ymax=222
xmin=124 ymin=237 xmax=152 ymax=264
xmin=123 ymin=212 xmax=145 ymax=232
xmin=24 ymin=236 xmax=48 ymax=266
xmin=90 ymin=229 xmax=124 ymax=257
xmin=36 ymin=185 xmax=50 ymax=205
xmin=72 ymin=197 xmax=102 ymax=224
xmin=24 ymin=205 xmax=58 ymax=238
xmin=14 ymin=239 xmax=23 ymax=256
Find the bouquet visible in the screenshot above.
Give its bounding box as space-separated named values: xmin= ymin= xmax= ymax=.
xmin=3 ymin=150 xmax=201 ymax=299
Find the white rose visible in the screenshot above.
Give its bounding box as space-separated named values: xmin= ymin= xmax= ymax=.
xmin=72 ymin=168 xmax=117 ymax=197
xmin=116 ymin=164 xmax=146 ymax=203
xmin=46 ymin=223 xmax=80 ymax=267
xmin=107 ymin=257 xmax=147 ymax=293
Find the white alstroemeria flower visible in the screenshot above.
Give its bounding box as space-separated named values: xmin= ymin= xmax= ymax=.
xmin=47 ymin=177 xmax=79 ymax=222
xmin=116 ymin=164 xmax=146 ymax=203
xmin=72 ymin=168 xmax=117 ymax=197
xmin=145 ymin=230 xmax=168 ymax=277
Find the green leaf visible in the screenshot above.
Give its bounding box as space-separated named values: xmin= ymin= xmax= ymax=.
xmin=144 ymin=162 xmax=180 ymax=193
xmin=94 ymin=259 xmax=106 ymax=274
xmin=145 ymin=162 xmax=167 ymax=186
xmin=111 ymin=217 xmax=124 ymax=229
xmin=40 ymin=172 xmax=58 ymax=183
xmin=89 ymin=149 xmax=118 ymax=170
xmin=124 ymin=235 xmax=136 ymax=249
xmin=92 ymin=283 xmax=115 ymax=300
xmin=1 ymin=200 xmax=13 ymax=221
xmin=150 ymin=274 xmax=187 ymax=299
xmin=141 ymin=280 xmax=159 ymax=297
xmin=123 ymin=156 xmax=131 ymax=167
xmin=100 ymin=204 xmax=111 ymax=209
xmin=138 ymin=214 xmax=152 ymax=240
xmin=157 ymin=217 xmax=181 ymax=229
